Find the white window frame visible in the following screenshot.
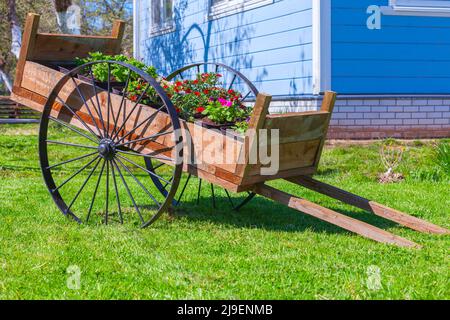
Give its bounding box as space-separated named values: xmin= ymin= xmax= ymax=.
xmin=382 ymin=0 xmax=450 ymax=17
xmin=209 ymin=0 xmax=273 ymax=20
xmin=149 ymin=0 xmax=175 ymax=36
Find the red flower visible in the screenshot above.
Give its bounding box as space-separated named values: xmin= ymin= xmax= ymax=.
xmin=203 ymin=89 xmax=209 ymax=95
xmin=175 ymin=81 xmax=183 ymax=87
xmin=196 ymin=106 xmax=205 ymax=113
xmin=194 ymin=91 xmax=201 ymax=96
xmin=185 ymin=89 xmax=192 ymax=93
xmin=228 ymin=89 xmax=234 ymax=95
xmin=163 ymin=85 xmax=169 ymax=89
xmin=193 ymin=79 xmax=199 ymax=84
xmin=136 ymin=84 xmax=142 ymax=90
xmin=175 ymin=107 xmax=181 ymax=113
xmin=216 ymin=74 xmax=222 ymax=78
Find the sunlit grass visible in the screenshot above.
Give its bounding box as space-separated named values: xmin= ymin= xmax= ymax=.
xmin=0 ymin=124 xmax=448 ymax=300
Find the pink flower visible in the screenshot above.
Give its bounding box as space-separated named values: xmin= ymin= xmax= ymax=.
xmin=218 ymin=98 xmax=232 ymax=107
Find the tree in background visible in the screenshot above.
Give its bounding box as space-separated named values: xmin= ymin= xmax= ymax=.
xmin=0 ymin=0 xmax=133 ymax=95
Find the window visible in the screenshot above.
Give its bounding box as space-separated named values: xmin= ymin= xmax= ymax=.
xmin=150 ymin=0 xmax=174 ymax=35
xmin=382 ymin=0 xmax=450 ymax=16
xmin=209 ymin=0 xmax=273 ymax=19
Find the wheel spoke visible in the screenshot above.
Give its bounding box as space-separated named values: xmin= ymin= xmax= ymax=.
xmin=228 ymin=74 xmax=237 ymax=91
xmin=116 ymin=153 xmax=172 ymax=185
xmin=115 ymin=130 xmax=173 ymax=148
xmin=106 ymin=63 xmax=112 ymax=138
xmin=86 ymin=159 xmax=106 ymax=223
xmin=66 ymin=157 xmax=102 ymax=212
xmin=47 ymin=151 xmax=98 ymax=170
xmin=88 ymin=66 xmax=108 ymax=137
xmin=241 ymin=90 xmax=252 ymax=102
xmin=49 ymin=116 xmax=99 ymax=144
xmin=71 ymin=76 xmax=104 ymax=138
xmin=111 ymin=70 xmax=131 ymax=138
xmin=111 ymin=159 xmax=144 ymax=224
xmin=116 ymin=149 xmax=173 ymax=163
xmin=114 ymin=105 xmax=164 ymax=144
xmin=52 ymin=155 xmax=100 ymax=192
xmin=56 ymin=95 xmax=101 ymax=139
xmin=46 ymin=140 xmax=98 ymax=150
xmin=105 ymin=160 xmax=110 ymax=224
xmin=110 ymin=159 xmax=123 ymax=223
xmin=110 ymin=83 xmax=151 ymax=142
xmin=115 ymin=157 xmax=161 ymax=209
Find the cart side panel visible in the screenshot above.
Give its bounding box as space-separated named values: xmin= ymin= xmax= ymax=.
xmin=13 ymin=13 xmax=124 ymax=90
xmin=238 ymin=92 xmax=336 ymax=187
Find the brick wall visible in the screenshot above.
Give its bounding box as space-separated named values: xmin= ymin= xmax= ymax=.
xmin=269 ymin=96 xmax=450 ymax=140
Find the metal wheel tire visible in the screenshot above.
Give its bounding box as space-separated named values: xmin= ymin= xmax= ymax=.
xmin=39 ymin=60 xmax=183 ymax=227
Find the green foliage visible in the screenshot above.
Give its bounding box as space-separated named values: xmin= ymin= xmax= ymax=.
xmin=75 ymin=52 xmax=158 ymax=82
xmin=202 ymin=100 xmax=249 ymax=125
xmin=434 ymin=140 xmax=450 ymax=176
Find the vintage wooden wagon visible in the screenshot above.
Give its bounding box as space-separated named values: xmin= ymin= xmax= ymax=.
xmin=11 ymin=13 xmax=448 ymax=248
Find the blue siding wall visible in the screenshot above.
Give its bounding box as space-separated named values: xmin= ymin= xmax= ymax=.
xmin=137 ymin=0 xmax=313 ymax=96
xmin=332 ymin=0 xmax=450 ymax=94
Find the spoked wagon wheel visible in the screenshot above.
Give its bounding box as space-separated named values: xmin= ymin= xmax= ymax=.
xmin=145 ymin=62 xmax=258 ymax=210
xmin=39 ymin=61 xmax=183 ymax=227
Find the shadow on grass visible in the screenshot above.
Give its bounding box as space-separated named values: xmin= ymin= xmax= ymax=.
xmin=172 ymin=192 xmax=399 ymax=235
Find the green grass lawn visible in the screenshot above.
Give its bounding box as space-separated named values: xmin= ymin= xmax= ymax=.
xmin=0 ymin=124 xmax=448 ymax=300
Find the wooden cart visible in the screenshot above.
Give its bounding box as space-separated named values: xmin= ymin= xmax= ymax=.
xmin=11 ymin=13 xmax=448 ymax=248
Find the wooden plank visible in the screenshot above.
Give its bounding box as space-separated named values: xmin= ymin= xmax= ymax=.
xmin=248 ymin=139 xmax=320 ymax=175
xmin=30 ymin=34 xmax=119 ymax=61
xmin=288 ymin=175 xmax=450 ymax=235
xmin=313 ymin=91 xmax=336 ymax=168
xmin=111 ymin=20 xmax=126 ymax=53
xmin=264 ymin=112 xmax=329 ymax=144
xmin=253 ymin=184 xmax=420 ymax=248
xmin=236 ymin=93 xmax=272 ymax=179
xmin=13 ymin=13 xmax=40 ymax=88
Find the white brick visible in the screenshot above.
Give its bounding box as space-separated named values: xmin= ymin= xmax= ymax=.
xmin=419 ymin=106 xmax=435 ymax=112
xmin=396 ymin=113 xmax=412 ymax=119
xmin=403 ymin=106 xmax=419 ymax=112
xmin=364 ymin=113 xmax=379 ymax=119
xmin=380 ymin=99 xmax=397 ymax=106
xmin=364 ymin=99 xmax=380 ymax=106
xmin=372 ymin=106 xmax=387 ymax=112
xmin=428 ymin=99 xmax=443 ymax=105
xmin=427 ymin=112 xmax=442 ymax=119
xmin=338 ymin=120 xmax=355 ymax=126
xmin=387 ymin=119 xmax=403 ymax=125
xmin=413 ymin=99 xmax=428 ymax=105
xmin=372 ymin=119 xmax=387 ymax=125
xmin=380 ymin=112 xmax=394 ymax=119
xmin=397 ymin=99 xmax=413 ymax=106
xmin=419 ymin=119 xmax=434 ymax=125
xmin=355 ymin=119 xmax=372 ymax=125
xmin=347 ymin=112 xmax=364 ymax=119
xmin=389 ymin=106 xmax=403 ymax=112
xmin=332 ymin=113 xmax=347 ymax=119
xmin=434 ymin=118 xmax=450 ymax=125
xmin=403 ymin=119 xmax=419 ymax=125
xmin=434 ymin=106 xmax=450 ymax=112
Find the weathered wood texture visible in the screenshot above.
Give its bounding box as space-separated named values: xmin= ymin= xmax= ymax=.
xmin=14 ymin=13 xmax=125 ymax=88
xmin=253 ymin=183 xmax=420 ymax=248
xmin=287 ymin=175 xmax=449 ymax=235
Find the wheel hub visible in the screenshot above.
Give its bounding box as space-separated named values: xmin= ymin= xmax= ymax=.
xmin=98 ymin=139 xmax=116 ymax=160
